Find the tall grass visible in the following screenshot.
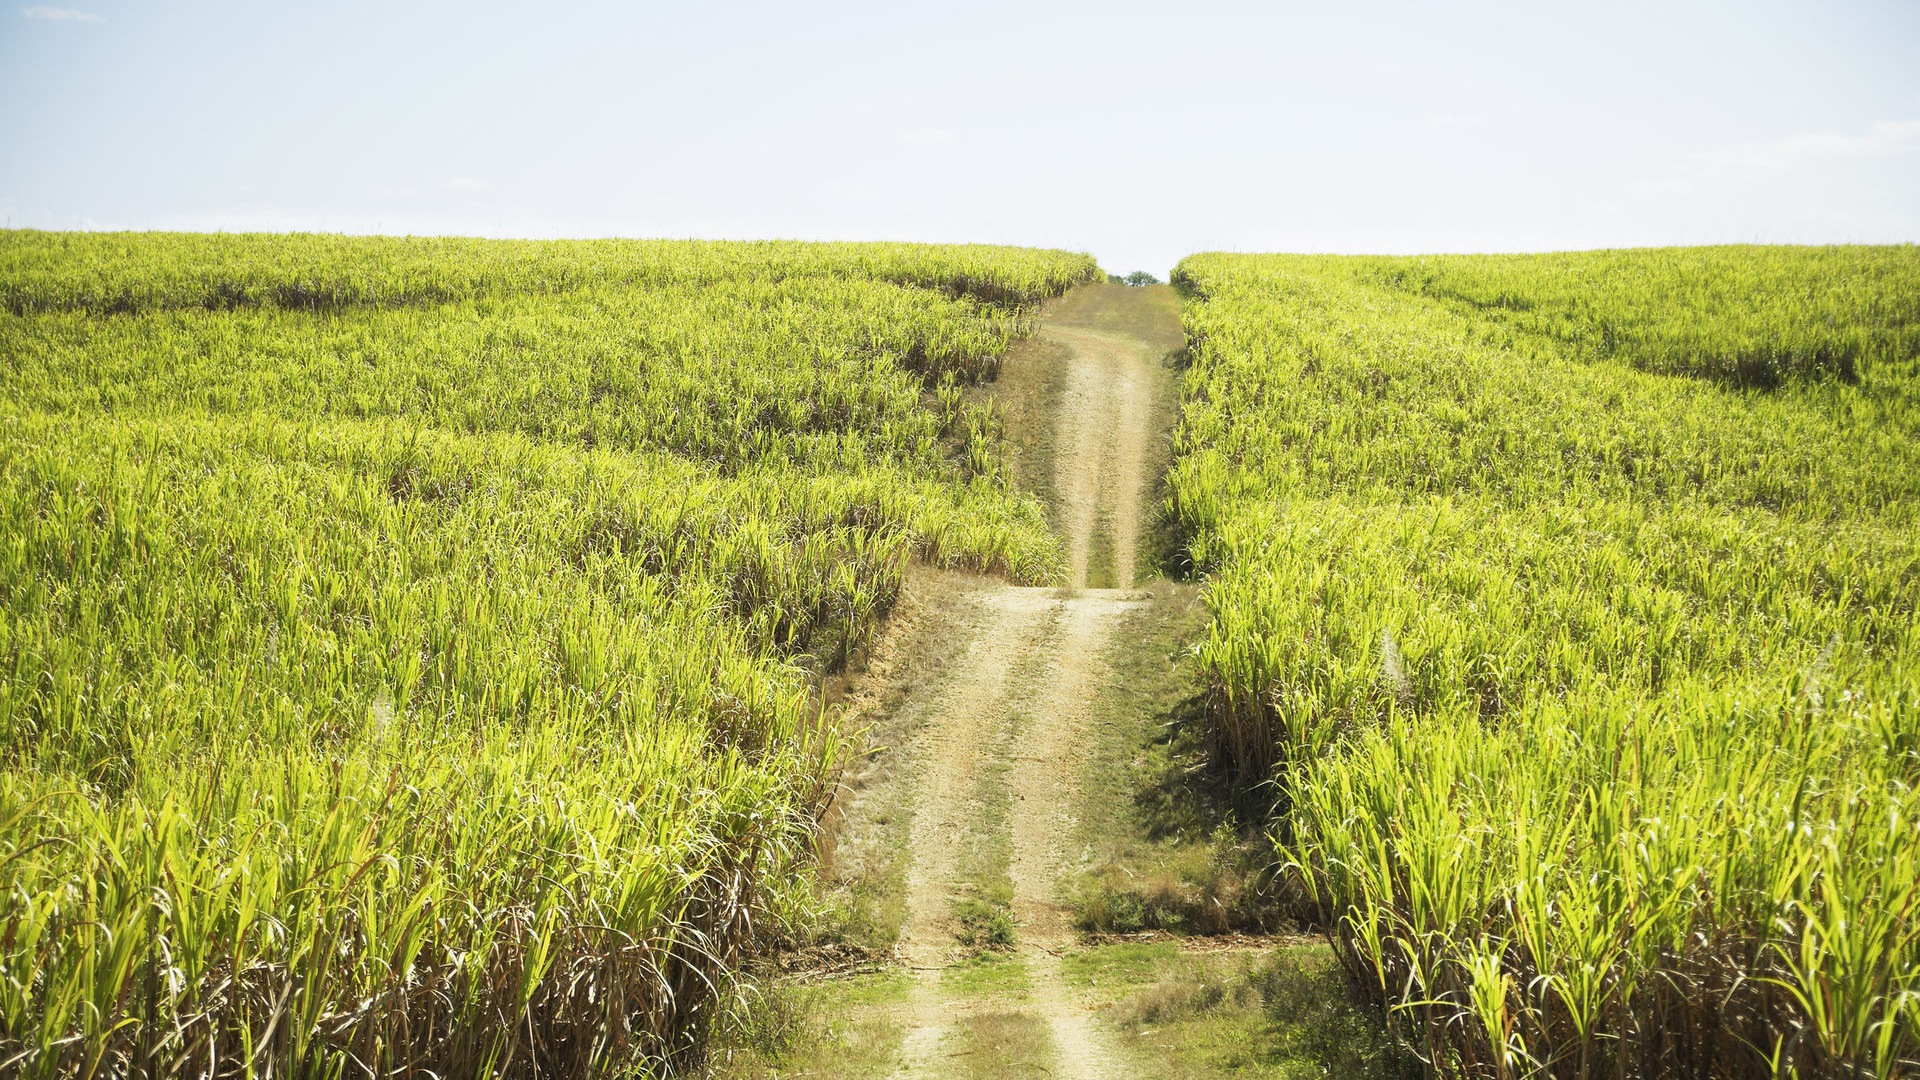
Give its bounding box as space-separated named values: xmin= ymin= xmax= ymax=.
xmin=1168 ymin=248 xmax=1920 ymax=1076
xmin=0 ymin=232 xmax=1095 ymax=315
xmin=0 ymin=232 xmax=1099 ymax=1076
xmin=1354 ymin=245 xmax=1920 ymax=386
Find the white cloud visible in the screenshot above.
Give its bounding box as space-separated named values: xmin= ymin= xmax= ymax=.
xmin=902 ymin=127 xmax=957 ymax=146
xmin=1426 ymin=112 xmax=1490 ymax=131
xmin=1702 ymin=120 xmax=1920 ymax=174
xmin=823 ymin=180 xmax=881 ymax=202
xmin=154 ymin=209 xmax=324 ymax=232
xmin=21 ymin=6 xmax=104 ymax=21
xmin=1629 ymin=177 xmax=1693 ymax=196
xmin=441 ymin=176 xmax=493 ymax=192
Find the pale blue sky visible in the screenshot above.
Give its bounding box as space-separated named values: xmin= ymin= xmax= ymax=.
xmin=3 ymin=1 xmax=1917 ymax=275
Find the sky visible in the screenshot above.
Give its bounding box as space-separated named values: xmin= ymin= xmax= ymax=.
xmin=3 ymin=1 xmax=1918 ymax=276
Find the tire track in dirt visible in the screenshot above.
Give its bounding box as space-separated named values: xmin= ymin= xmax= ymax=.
xmin=888 ymin=588 xmax=1057 ymax=1076
xmin=895 ymin=589 xmax=1058 ymax=973
xmin=889 ymin=587 xmax=1143 ymax=1080
xmin=1006 ymin=588 xmax=1146 ymax=1078
xmin=1048 ymin=326 xmax=1155 ymax=589
xmin=874 ymin=284 xmax=1180 ymax=1078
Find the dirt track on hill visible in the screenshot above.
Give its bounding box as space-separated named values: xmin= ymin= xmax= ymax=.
xmin=861 ymin=283 xmax=1182 ymax=1078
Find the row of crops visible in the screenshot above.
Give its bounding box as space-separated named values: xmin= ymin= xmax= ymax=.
xmin=0 ymin=231 xmax=1100 ymax=1077
xmin=1168 ymin=247 xmax=1920 ymax=1077
xmin=0 ymin=232 xmax=1092 ymax=315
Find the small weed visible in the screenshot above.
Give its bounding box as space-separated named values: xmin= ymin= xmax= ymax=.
xmin=1250 ymin=949 xmax=1420 ymax=1079
xmin=1118 ymin=971 xmax=1256 ymax=1026
xmin=941 ymin=951 xmax=1029 ymax=999
xmin=1072 ymin=825 xmax=1281 ymax=935
xmin=954 ymin=896 xmax=1016 ymax=952
xmin=1076 ymin=941 xmax=1420 ymax=1079
xmin=711 ymin=979 xmax=818 ymax=1061
xmin=703 ymin=971 xmax=911 ymax=1079
xmin=948 ymin=1011 xmax=1056 ymax=1080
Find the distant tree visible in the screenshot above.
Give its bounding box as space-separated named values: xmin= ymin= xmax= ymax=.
xmin=1124 ymin=271 xmax=1160 ymax=286
xmin=1107 ymin=273 xmax=1126 ymax=284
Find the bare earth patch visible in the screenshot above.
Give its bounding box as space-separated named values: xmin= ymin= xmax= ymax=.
xmin=708 ymin=285 xmax=1392 ymax=1079
xmin=876 ymin=285 xmax=1181 ymax=1077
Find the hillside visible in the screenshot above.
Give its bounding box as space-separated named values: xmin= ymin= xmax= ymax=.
xmin=0 ymin=232 xmax=1098 ymax=1078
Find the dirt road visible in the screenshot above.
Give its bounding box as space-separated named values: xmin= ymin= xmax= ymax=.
xmin=859 ymin=283 xmax=1183 ymax=1078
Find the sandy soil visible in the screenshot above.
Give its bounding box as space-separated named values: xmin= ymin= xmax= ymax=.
xmin=870 ymin=284 xmax=1183 ymax=1078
